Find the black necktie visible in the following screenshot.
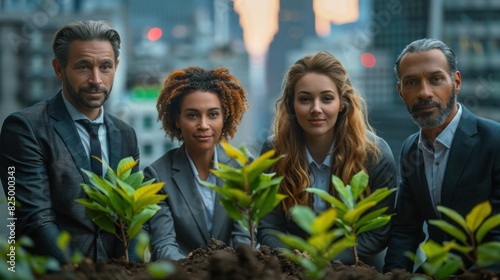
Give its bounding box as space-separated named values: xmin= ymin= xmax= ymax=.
xmin=77 ymin=120 xmax=102 ymax=177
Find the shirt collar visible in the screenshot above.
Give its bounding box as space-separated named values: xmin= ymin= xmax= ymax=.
xmin=62 ymin=91 xmax=104 ymax=123
xmin=305 ymin=142 xmax=334 ymax=168
xmin=185 ymin=145 xmax=219 ymax=181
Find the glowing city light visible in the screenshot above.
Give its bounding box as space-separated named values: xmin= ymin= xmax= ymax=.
xmin=233 ymin=0 xmax=280 ymax=63
xmin=313 ymin=0 xmax=359 ymax=36
xmin=361 ymin=53 xmax=376 ymax=68
xmin=147 ymin=27 xmax=163 ymax=41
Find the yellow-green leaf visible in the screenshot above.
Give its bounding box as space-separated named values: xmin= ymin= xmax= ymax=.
xmin=290 ymin=205 xmax=316 ymax=235
xmin=428 ymin=219 xmax=467 ymax=243
xmin=465 ymin=200 xmax=491 ymax=233
xmin=133 ymin=182 xmax=165 ymax=202
xmin=436 ymin=205 xmax=466 ymax=230
xmin=116 ymin=157 xmax=138 ymax=178
xmin=57 ymin=231 xmax=71 ymax=251
xmin=306 ymin=188 xmax=348 ymax=213
xmin=343 ymin=201 xmax=376 ymax=224
xmin=349 ymin=171 xmax=368 ymax=200
xmin=476 ymin=214 xmax=500 ymax=243
xmin=311 ymin=208 xmax=337 ymax=234
xmin=220 ymin=141 xmax=247 ymax=166
xmin=356 ymin=216 xmax=391 ymax=234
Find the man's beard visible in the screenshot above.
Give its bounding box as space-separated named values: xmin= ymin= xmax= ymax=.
xmin=407 ymin=88 xmax=456 ymax=129
xmin=64 ymin=75 xmax=111 ymax=109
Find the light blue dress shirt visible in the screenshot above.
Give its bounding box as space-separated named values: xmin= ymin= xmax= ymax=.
xmin=186 ymin=146 xmax=219 ymax=234
xmin=305 ymin=144 xmax=334 ymax=212
xmin=418 ymin=104 xmax=462 ymax=210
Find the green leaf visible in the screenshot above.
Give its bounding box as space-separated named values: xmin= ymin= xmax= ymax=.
xmin=290 ymin=205 xmax=316 ymax=235
xmin=57 ymin=231 xmax=71 ymax=251
xmin=128 ymin=206 xmax=159 ymax=239
xmin=220 ymin=199 xmax=244 ymax=221
xmin=116 ymin=157 xmax=138 ymax=179
xmin=349 ymin=171 xmax=368 ymax=201
xmin=81 ymin=183 xmax=111 ymax=206
xmin=476 ymin=214 xmax=500 ymax=243
xmin=85 ymin=208 xmax=116 ymax=234
xmin=434 ymin=255 xmax=462 ymax=280
xmin=133 ymin=182 xmax=166 ymax=211
xmin=254 ymin=184 xmax=286 ymax=222
xmin=252 ymin=175 xmax=283 ymax=194
xmin=147 ymin=261 xmax=176 ymax=279
xmin=306 ymin=188 xmax=348 ymax=213
xmin=356 ymin=207 xmax=389 ymax=227
xmin=343 ymin=201 xmax=377 ymax=224
xmin=135 ymin=231 xmax=150 ymax=261
xmin=436 ymin=205 xmax=467 ymax=230
xmin=308 ymin=230 xmax=339 ymax=250
xmin=124 ymin=172 xmax=145 ymax=190
xmin=356 ymin=188 xmax=395 ymax=209
xmin=428 ymin=219 xmax=467 ymax=243
xmin=220 ymin=141 xmax=247 ymax=166
xmin=325 ymin=236 xmax=356 ymax=260
xmin=247 ymin=151 xmax=284 ymax=184
xmin=227 ymin=188 xmax=252 ymax=208
xmin=311 ymin=208 xmax=337 ymax=234
xmin=276 ymin=233 xmax=310 ymax=252
xmin=356 ymin=215 xmax=391 ymax=234
xmin=477 ymin=242 xmax=500 ymax=267
xmin=116 ymin=178 xmax=137 ymax=197
xmin=81 ymin=170 xmax=111 ymax=196
xmin=421 ymin=240 xmax=448 ymax=265
xmin=465 ymin=201 xmax=491 ymax=233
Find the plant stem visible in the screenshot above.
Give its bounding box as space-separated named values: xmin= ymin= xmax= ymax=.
xmin=119 ymin=219 xmax=129 ymax=262
xmin=353 ymin=246 xmax=359 ymax=266
xmin=249 ymin=220 xmax=255 ymax=248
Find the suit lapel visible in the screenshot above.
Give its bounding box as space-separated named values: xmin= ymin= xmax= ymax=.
xmin=49 ymin=92 xmax=91 ymax=183
xmin=440 ymin=107 xmax=477 ymax=207
xmin=104 ymin=114 xmax=120 ymax=170
xmin=414 ymin=138 xmax=439 ymax=217
xmin=211 ymin=145 xmax=231 ymax=238
xmin=171 ymin=145 xmax=211 ymax=242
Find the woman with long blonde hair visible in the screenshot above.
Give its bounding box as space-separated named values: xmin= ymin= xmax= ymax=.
xmin=257 ymin=51 xmax=397 ymax=266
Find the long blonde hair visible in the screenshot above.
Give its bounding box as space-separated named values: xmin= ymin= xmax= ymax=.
xmin=271 ymin=51 xmax=380 ymax=214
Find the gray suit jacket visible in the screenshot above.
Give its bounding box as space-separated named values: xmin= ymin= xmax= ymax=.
xmin=0 ymin=91 xmax=140 ymax=264
xmin=257 ymin=132 xmax=397 ymax=265
xmin=384 ymin=105 xmax=500 ymax=272
xmin=144 ymin=144 xmax=252 ymax=261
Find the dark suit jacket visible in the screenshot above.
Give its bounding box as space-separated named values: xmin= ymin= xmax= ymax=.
xmin=257 ymin=132 xmax=397 ymax=265
xmin=144 ymin=144 xmax=252 ymax=261
xmin=384 ymin=105 xmax=500 ymax=272
xmin=0 ymin=91 xmax=139 ymax=264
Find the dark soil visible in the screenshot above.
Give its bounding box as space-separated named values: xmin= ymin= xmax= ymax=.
xmin=36 ymin=239 xmax=500 ymax=280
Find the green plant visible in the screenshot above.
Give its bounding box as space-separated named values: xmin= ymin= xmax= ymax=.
xmin=200 ymin=141 xmax=287 ymax=248
xmin=57 ymin=231 xmax=84 ymax=265
xmin=0 ymin=236 xmax=59 ymax=280
xmin=407 ymin=200 xmax=500 ymax=279
xmin=76 ymin=156 xmax=167 ymax=261
xmin=306 ymin=170 xmax=396 ymax=265
xmin=276 ymin=205 xmax=356 ymax=280
xmin=406 ymin=240 xmax=463 ymax=280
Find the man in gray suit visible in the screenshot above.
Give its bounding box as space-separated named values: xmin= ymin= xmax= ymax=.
xmin=0 ymin=20 xmax=139 ymax=264
xmin=384 ymin=38 xmax=500 ymax=273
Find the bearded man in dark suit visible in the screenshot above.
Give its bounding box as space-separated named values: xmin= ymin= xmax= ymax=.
xmin=0 ymin=20 xmax=139 ymax=264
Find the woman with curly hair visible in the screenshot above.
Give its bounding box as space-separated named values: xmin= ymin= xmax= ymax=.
xmin=257 ymin=51 xmax=397 ymax=267
xmin=145 ymin=66 xmax=251 ymax=261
